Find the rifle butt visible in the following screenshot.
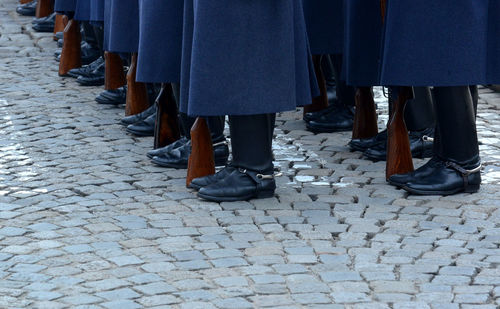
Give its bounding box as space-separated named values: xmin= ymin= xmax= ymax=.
xmin=186 ymin=117 xmax=215 ymax=187
xmin=303 ymin=55 xmax=329 ymax=115
xmin=19 ymin=0 xmax=32 ymax=4
xmin=53 ymin=14 xmax=66 ymax=41
xmin=105 ymin=52 xmax=126 ymax=90
xmin=352 ymin=87 xmax=378 ymax=139
xmin=386 ymin=86 xmax=414 ymax=180
xmin=58 ymin=17 xmax=81 ymax=76
xmin=35 ymin=0 xmax=53 ymax=18
xmin=125 ymin=53 xmax=149 ymax=116
xmin=154 ymin=84 xmax=181 ymax=149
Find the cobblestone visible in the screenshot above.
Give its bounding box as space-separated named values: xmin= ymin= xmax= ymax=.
xmin=0 ymin=1 xmax=500 ymax=308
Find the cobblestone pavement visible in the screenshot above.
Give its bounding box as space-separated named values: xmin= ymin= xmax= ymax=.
xmin=2 ymin=2 xmax=500 ymax=309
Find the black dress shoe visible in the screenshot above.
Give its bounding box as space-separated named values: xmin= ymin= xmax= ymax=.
xmin=147 ymin=137 xmax=188 ymax=159
xmin=16 ymin=0 xmax=37 ymax=16
xmin=189 ymin=166 xmax=236 ymax=190
xmin=197 ymin=168 xmax=276 ymax=202
xmin=126 ymin=114 xmax=156 ymax=137
xmin=303 ymin=103 xmax=337 ymax=123
xmin=152 ymin=140 xmax=229 ymax=169
xmin=388 ymin=156 xmax=440 ymax=188
xmin=32 ymin=12 xmax=55 ymax=32
xmin=363 ymin=128 xmax=434 ymax=161
xmin=55 ymin=32 xmax=63 ymax=40
xmin=68 ymin=57 xmax=104 ymax=78
xmin=306 ymin=105 xmax=354 ymax=133
xmin=120 ymin=104 xmax=155 ymax=126
xmin=76 ymin=60 xmax=105 ymax=86
xmin=349 ymin=129 xmax=387 ymax=152
xmin=95 ymin=87 xmax=127 ymax=105
xmin=402 ymin=157 xmax=481 ymax=195
xmin=57 ymin=39 xmax=63 ymax=48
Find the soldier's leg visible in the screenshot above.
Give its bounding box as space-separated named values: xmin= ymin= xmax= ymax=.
xmin=390 ymin=86 xmax=481 ymax=194
xmin=197 ymin=114 xmax=276 ymax=202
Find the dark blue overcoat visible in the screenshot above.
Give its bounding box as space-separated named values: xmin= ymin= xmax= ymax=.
xmin=302 ymin=0 xmax=343 ymax=55
xmin=180 ymin=0 xmax=318 ymax=117
xmin=136 ymin=0 xmax=184 ymax=83
xmin=105 ymin=0 xmax=139 ymax=53
xmin=90 ymin=0 xmax=104 ymax=22
xmin=343 ymin=0 xmax=383 ymax=87
xmin=54 ymin=0 xmax=76 ymax=13
xmin=74 ymin=0 xmax=91 ymax=21
xmin=380 ymin=0 xmax=499 ymax=86
xmin=487 ymin=0 xmax=500 ymax=84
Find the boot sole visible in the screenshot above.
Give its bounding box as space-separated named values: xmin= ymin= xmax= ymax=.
xmin=402 ymin=184 xmax=480 ymax=196
xmin=152 ymin=157 xmax=228 ymax=169
xmin=197 ymin=190 xmax=274 ymax=202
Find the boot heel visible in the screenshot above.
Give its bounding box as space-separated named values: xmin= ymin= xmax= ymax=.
xmin=256 ymin=190 xmax=275 ymax=199
xmin=464 ymin=184 xmax=480 ymax=193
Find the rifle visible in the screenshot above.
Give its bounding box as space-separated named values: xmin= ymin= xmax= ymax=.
xmin=58 ymin=16 xmax=81 ymax=76
xmin=36 ymin=0 xmax=53 ymax=18
xmin=386 ymin=86 xmax=414 ymax=179
xmin=104 ymin=52 xmax=126 ymax=90
xmin=53 ymin=14 xmax=66 ymax=41
xmin=303 ymin=55 xmax=329 ymax=115
xmin=154 ymin=84 xmax=181 ymax=149
xmin=19 ymin=0 xmax=32 ymax=4
xmin=352 ymin=87 xmax=378 ymax=139
xmin=125 ymin=53 xmax=150 ymax=116
xmin=186 ymin=117 xmax=215 ymax=187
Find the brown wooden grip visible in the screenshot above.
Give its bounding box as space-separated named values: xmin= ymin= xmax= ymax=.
xmin=186 ymin=117 xmax=215 ymax=187
xmin=36 ymin=0 xmax=54 ymax=18
xmin=352 ymin=87 xmax=378 ymax=139
xmin=105 ymin=52 xmax=126 ymax=90
xmin=19 ymin=0 xmax=32 ymax=4
xmin=380 ymin=0 xmax=387 ymax=22
xmin=53 ymin=14 xmax=66 ymax=41
xmin=58 ymin=17 xmax=81 ymax=76
xmin=304 ymin=55 xmax=329 ymax=115
xmin=125 ymin=53 xmax=150 ymax=116
xmin=154 ymin=84 xmax=181 ymax=149
xmin=386 ymin=86 xmax=414 ymax=180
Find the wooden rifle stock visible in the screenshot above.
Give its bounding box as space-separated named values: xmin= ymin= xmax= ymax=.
xmin=186 ymin=117 xmax=215 ymax=187
xmin=154 ymin=84 xmax=181 ymax=149
xmin=36 ymin=0 xmax=53 ymax=18
xmin=58 ymin=17 xmax=81 ymax=76
xmin=304 ymin=55 xmax=329 ymax=115
xmin=125 ymin=53 xmax=150 ymax=116
xmin=20 ymin=0 xmax=32 ymax=4
xmin=386 ymin=87 xmax=414 ymax=179
xmin=352 ymin=87 xmax=378 ymax=139
xmin=105 ymin=52 xmax=126 ymax=90
xmin=53 ymin=14 xmax=66 ymax=41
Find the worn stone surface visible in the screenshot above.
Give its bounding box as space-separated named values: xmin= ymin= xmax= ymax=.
xmin=1 ymin=1 xmax=500 ymax=308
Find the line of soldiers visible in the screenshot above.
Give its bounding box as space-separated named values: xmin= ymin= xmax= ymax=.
xmin=16 ymin=0 xmax=500 ymax=202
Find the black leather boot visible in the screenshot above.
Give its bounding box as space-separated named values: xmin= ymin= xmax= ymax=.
xmin=126 ymin=113 xmax=156 ymax=136
xmin=198 ymin=114 xmax=276 ymax=202
xmin=362 ymin=87 xmax=435 ymax=160
xmin=96 ymin=86 xmax=127 ymax=105
xmin=349 ymin=129 xmax=387 ymax=152
xmin=391 ymin=86 xmax=481 ymax=195
xmin=121 ymin=103 xmax=155 ymax=126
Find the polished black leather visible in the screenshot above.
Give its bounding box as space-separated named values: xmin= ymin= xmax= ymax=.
xmin=54 ymin=41 xmax=100 ymax=65
xmin=16 ymin=0 xmax=37 ymax=16
xmin=32 ymin=12 xmax=55 ymax=32
xmin=68 ymin=57 xmax=104 ymax=78
xmin=57 ymin=38 xmax=63 ymax=48
xmin=126 ymin=113 xmax=156 ymax=136
xmin=197 ymin=168 xmax=276 ymax=202
xmin=95 ymin=87 xmax=127 ymax=105
xmin=388 ymin=156 xmax=440 ymax=187
xmin=55 ymin=32 xmax=63 ymax=40
xmin=403 ymin=157 xmax=481 ymax=195
xmin=349 ymin=129 xmax=387 ymax=152
xmin=363 ymin=128 xmax=434 ymax=161
xmin=306 ymin=104 xmax=354 ymax=133
xmin=120 ymin=104 xmax=155 ymax=126
xmin=152 ymin=140 xmax=229 ymax=169
xmin=303 ymin=103 xmax=337 ymax=123
xmin=189 ymin=166 xmax=236 ymax=190
xmin=147 ymin=137 xmax=188 ymax=159
xmin=76 ymin=60 xmax=105 ymax=86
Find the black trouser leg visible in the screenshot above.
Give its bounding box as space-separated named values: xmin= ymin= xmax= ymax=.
xmin=469 ymin=85 xmax=478 ymax=117
xmin=229 ymin=114 xmax=275 ymax=173
xmin=92 ymin=25 xmax=104 ymax=57
xmin=433 ymin=86 xmax=479 ymax=165
xmin=404 ymin=87 xmax=435 ymax=132
xmin=331 ymin=54 xmax=355 ymax=108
